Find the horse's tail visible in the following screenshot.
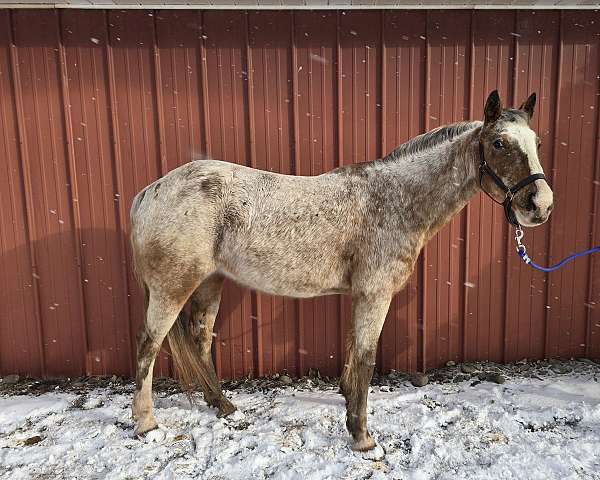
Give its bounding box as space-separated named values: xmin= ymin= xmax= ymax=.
xmin=167 ymin=311 xmax=211 ymax=395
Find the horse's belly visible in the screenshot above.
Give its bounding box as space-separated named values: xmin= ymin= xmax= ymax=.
xmin=214 ymin=203 xmax=354 ymax=297
xmin=217 ymin=261 xmax=349 ymax=298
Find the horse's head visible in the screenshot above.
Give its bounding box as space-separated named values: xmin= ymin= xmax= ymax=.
xmin=479 ymin=90 xmax=553 ymax=227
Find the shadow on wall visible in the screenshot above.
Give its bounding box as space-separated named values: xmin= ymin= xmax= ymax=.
xmin=2 ymin=226 xmax=421 ymax=380
xmin=0 ymin=228 xmax=244 ymax=380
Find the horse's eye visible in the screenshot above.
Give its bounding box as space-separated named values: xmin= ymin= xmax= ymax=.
xmin=493 ymin=139 xmax=504 ymax=150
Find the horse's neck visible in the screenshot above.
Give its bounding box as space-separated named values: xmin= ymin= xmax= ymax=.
xmin=382 ymin=127 xmax=481 ymax=238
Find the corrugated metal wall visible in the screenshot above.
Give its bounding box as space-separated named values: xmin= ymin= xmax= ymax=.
xmin=1 ymin=9 xmax=599 ymax=380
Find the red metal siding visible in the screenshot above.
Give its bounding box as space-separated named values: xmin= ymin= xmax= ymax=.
xmin=0 ymin=9 xmax=598 ymax=380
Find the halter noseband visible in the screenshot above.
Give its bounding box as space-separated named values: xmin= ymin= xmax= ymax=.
xmin=478 ymin=142 xmax=546 ymax=227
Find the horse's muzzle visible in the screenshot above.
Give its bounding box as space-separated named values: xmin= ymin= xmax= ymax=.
xmin=515 ymin=183 xmax=553 ymax=227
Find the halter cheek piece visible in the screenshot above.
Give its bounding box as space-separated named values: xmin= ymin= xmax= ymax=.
xmin=478 ymin=142 xmax=546 ymax=227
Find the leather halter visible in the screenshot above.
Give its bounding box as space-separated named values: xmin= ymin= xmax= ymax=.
xmin=478 ymin=142 xmax=546 ymax=227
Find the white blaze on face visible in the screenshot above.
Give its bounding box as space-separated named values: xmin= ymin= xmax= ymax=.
xmin=504 ymin=123 xmax=553 ymax=225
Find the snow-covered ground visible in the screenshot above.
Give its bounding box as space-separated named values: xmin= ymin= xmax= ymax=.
xmin=1 ymin=370 xmax=599 ymax=480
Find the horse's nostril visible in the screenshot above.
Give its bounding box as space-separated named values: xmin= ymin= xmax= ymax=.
xmin=527 ymin=192 xmax=536 ymax=211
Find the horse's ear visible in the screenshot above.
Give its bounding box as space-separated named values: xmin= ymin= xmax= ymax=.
xmin=484 ymin=90 xmax=502 ymax=124
xmin=519 ymin=92 xmax=536 ymax=120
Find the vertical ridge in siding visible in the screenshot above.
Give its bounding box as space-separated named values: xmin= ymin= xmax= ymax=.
xmin=56 ymin=10 xmax=91 ymax=375
xmin=0 ymin=10 xmax=44 ymax=376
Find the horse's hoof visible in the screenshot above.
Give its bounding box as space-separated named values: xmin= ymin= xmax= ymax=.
xmin=352 ymin=435 xmax=376 ymax=452
xmin=216 ymin=399 xmax=237 ymax=418
xmin=357 ymin=443 xmax=385 ymax=461
xmin=134 ymin=417 xmax=158 ymax=437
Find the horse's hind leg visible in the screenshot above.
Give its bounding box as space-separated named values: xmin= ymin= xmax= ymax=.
xmin=189 ymin=274 xmax=236 ymax=417
xmin=132 ymin=289 xmax=192 ymax=435
xmin=340 ymin=292 xmax=393 ymax=451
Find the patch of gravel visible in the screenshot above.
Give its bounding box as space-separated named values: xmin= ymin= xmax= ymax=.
xmin=1 ymin=358 xmax=598 ymax=398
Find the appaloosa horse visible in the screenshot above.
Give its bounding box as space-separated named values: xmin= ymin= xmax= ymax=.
xmin=130 ymin=91 xmax=553 ymax=451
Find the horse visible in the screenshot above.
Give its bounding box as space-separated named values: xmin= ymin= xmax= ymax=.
xmin=129 ymin=90 xmax=553 ymax=452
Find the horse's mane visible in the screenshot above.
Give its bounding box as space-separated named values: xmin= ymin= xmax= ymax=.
xmin=384 ymin=121 xmax=480 ymax=161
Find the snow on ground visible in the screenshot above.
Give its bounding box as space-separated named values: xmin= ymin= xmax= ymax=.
xmin=1 ymin=371 xmax=600 ymax=480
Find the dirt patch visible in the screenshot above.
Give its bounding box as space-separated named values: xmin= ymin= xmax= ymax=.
xmin=1 ymin=358 xmax=598 ymax=398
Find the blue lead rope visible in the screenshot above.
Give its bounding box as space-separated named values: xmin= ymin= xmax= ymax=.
xmin=515 ymin=227 xmax=600 ymax=273
xmin=518 ymin=245 xmax=600 ymax=273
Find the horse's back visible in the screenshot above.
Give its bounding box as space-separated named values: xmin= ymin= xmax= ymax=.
xmin=130 ymin=159 xmax=363 ymax=296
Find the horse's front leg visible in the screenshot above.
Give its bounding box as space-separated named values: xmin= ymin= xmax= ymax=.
xmin=340 ymin=291 xmax=393 ymax=451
